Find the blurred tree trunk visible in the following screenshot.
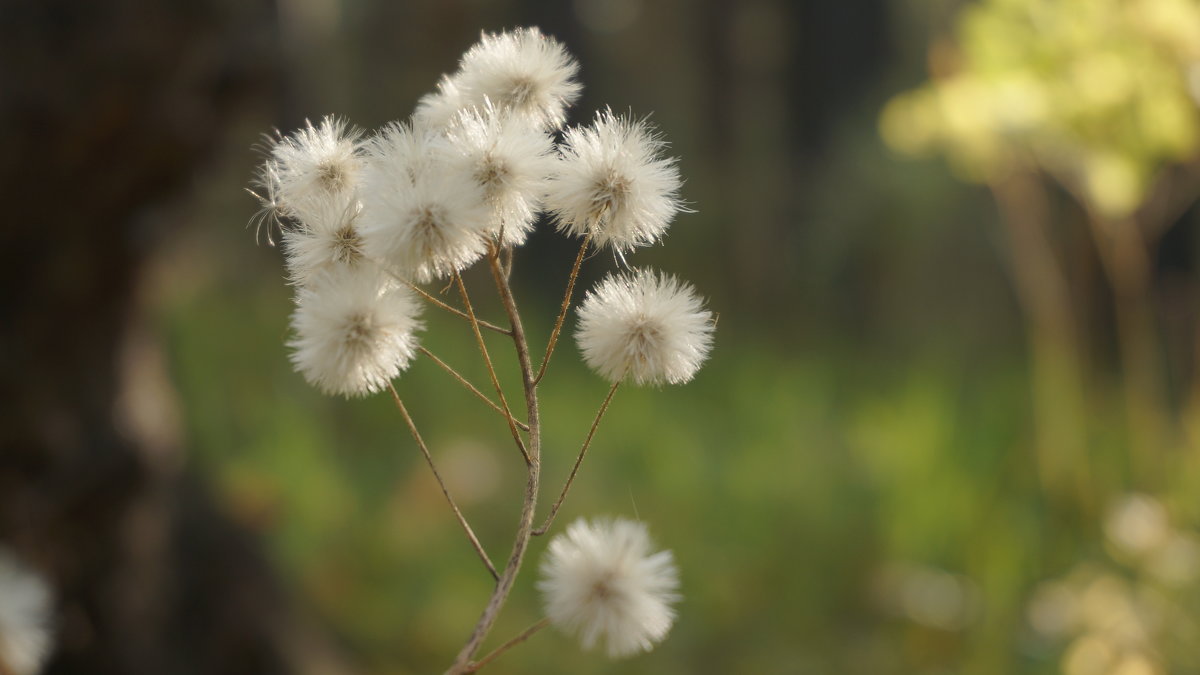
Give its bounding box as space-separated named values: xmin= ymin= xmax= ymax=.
xmin=0 ymin=1 xmax=307 ymax=673
xmin=700 ymin=0 xmax=890 ymax=313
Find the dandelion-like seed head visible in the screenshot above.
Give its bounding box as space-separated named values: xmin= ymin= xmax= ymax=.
xmin=447 ymin=27 xmax=581 ymax=130
xmin=288 ymin=268 xmax=423 ymax=397
xmin=269 ymin=116 xmax=365 ymax=225
xmin=444 ymin=102 xmax=557 ymax=246
xmin=0 ymin=547 xmax=54 ymax=675
xmin=538 ymin=518 xmax=680 ymax=659
xmin=282 ymin=200 xmax=368 ymax=283
xmin=359 ymin=123 xmax=491 ymax=282
xmin=547 ymin=110 xmax=683 ymax=252
xmin=576 ymin=269 xmax=714 ymax=386
xmin=364 ymin=120 xmax=449 ymax=186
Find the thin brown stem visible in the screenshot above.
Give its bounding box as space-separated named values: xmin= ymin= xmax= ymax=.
xmin=464 ymin=618 xmax=551 ymax=673
xmin=447 ymin=251 xmax=542 ymax=674
xmin=404 ymin=279 xmax=512 ymax=336
xmin=419 ymin=347 xmax=530 ymax=432
xmin=534 ymin=234 xmax=592 ymax=385
xmin=502 ymin=243 xmax=515 ymax=280
xmin=387 ymin=382 xmax=498 ymax=581
xmin=454 ymin=271 xmax=530 ymax=464
xmin=533 ymin=379 xmax=621 ymax=536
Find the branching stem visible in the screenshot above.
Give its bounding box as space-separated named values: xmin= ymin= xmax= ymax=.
xmin=420 ymin=347 xmax=530 ymax=432
xmin=534 ymin=234 xmax=592 ymax=385
xmin=405 ymin=279 xmax=512 ymax=336
xmin=387 ymin=383 xmax=498 ymax=581
xmin=533 ymin=379 xmax=621 ymax=536
xmin=446 ymin=250 xmax=542 ymax=674
xmin=463 ymin=618 xmax=551 ymax=673
xmin=454 ymin=271 xmax=530 ymax=464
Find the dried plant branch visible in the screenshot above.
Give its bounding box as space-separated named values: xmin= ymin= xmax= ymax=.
xmin=447 ymin=249 xmax=543 ymax=673
xmin=387 ymin=382 xmax=498 ymax=581
xmin=406 ymin=279 xmax=512 ymax=336
xmin=464 ymin=618 xmax=551 ymax=673
xmin=534 ymin=379 xmax=620 ymax=536
xmin=502 ymin=242 xmax=515 ymax=280
xmin=454 ymin=271 xmax=530 ymax=464
xmin=420 ymin=347 xmax=530 ymax=432
xmin=534 ymin=233 xmax=592 ymax=385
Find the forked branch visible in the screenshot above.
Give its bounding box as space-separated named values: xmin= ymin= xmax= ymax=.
xmin=447 ymin=248 xmax=543 ymax=673
xmin=463 ymin=618 xmax=551 ymax=673
xmin=454 ymin=271 xmax=531 ymax=465
xmin=420 ymin=347 xmax=530 ymax=432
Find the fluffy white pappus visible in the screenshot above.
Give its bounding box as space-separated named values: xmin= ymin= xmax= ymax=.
xmin=0 ymin=547 xmax=54 ymax=675
xmin=364 ymin=120 xmax=449 ymax=186
xmin=359 ymin=128 xmax=492 ymax=282
xmin=453 ymin=27 xmax=582 ymax=130
xmin=538 ymin=518 xmax=680 ymax=659
xmin=281 ymin=199 xmax=369 ymax=284
xmin=270 ymin=115 xmax=365 ymax=225
xmin=414 ymin=76 xmax=467 ymax=131
xmin=288 ymin=268 xmax=423 ymax=397
xmin=576 ymin=269 xmax=714 ymax=386
xmin=546 ymin=110 xmax=683 ymax=252
xmin=444 ymin=102 xmax=557 ymax=246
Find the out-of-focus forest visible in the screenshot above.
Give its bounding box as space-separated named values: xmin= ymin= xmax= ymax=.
xmin=2 ymin=0 xmax=1199 ymax=673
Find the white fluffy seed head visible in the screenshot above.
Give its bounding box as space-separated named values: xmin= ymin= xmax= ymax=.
xmin=426 ymin=27 xmax=581 ymax=131
xmin=444 ymin=102 xmax=557 ymax=246
xmin=358 ymin=121 xmax=492 ymax=282
xmin=546 ymin=110 xmax=683 ymax=252
xmin=281 ymin=199 xmax=368 ymax=284
xmin=414 ymin=76 xmax=468 ymax=131
xmin=269 ymin=116 xmax=365 ymax=226
xmin=0 ymin=547 xmax=54 ymax=675
xmin=538 ymin=517 xmax=680 ymax=659
xmin=576 ymin=269 xmax=714 ymax=386
xmin=363 ymin=120 xmax=448 ymax=187
xmin=288 ymin=268 xmax=423 ymax=397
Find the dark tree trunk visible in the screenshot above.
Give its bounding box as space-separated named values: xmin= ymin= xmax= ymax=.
xmin=0 ymin=1 xmax=302 ymax=672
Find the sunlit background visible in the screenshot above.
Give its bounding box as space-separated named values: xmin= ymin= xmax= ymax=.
xmin=3 ymin=0 xmax=1200 ymax=673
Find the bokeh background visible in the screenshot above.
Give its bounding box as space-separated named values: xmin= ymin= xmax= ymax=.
xmin=3 ymin=0 xmax=1200 ymax=673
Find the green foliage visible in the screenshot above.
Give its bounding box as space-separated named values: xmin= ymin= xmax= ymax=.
xmin=881 ymin=0 xmax=1200 ymax=217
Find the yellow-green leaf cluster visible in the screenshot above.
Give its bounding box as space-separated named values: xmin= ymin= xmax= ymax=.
xmin=880 ymin=0 xmax=1200 ymax=217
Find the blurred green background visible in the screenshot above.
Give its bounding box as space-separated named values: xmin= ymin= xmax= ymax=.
xmin=123 ymin=0 xmax=1200 ymax=673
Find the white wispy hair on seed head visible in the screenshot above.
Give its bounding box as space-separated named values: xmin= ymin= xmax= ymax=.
xmin=358 ymin=123 xmax=492 ymax=282
xmin=576 ymin=269 xmax=713 ymax=386
xmin=289 ymin=268 xmax=423 ymax=397
xmin=546 ymin=110 xmax=683 ymax=252
xmin=0 ymin=546 xmax=54 ymax=675
xmin=364 ymin=120 xmax=448 ymax=186
xmin=248 ymin=158 xmax=285 ymax=245
xmin=269 ymin=116 xmax=364 ymax=225
xmin=444 ymin=101 xmax=557 ymax=246
xmin=282 ymin=199 xmax=368 ymax=284
xmin=414 ymin=76 xmax=468 ymax=131
xmin=444 ymin=27 xmax=581 ymax=130
xmin=538 ymin=517 xmax=679 ymax=659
